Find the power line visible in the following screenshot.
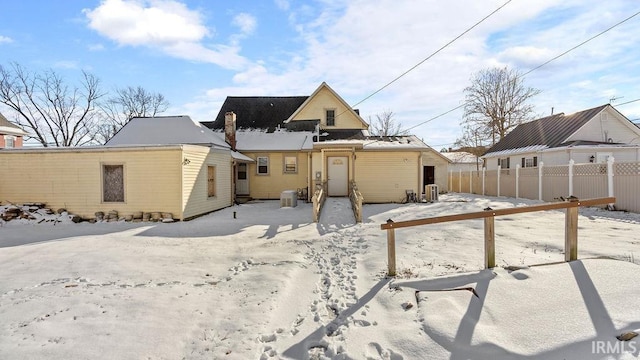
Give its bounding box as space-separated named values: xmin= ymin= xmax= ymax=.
xmin=348 ymin=0 xmax=513 ymax=111
xmin=403 ymin=8 xmax=640 ymax=133
xmin=522 ymin=10 xmax=640 ymax=77
xmin=617 ymin=98 xmax=640 ymax=106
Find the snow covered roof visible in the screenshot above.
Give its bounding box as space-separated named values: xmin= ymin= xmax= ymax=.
xmin=482 ymin=145 xmax=548 ymax=158
xmin=316 ymin=135 xmax=431 ymax=150
xmin=106 ymin=116 xmax=229 ymax=149
xmin=442 ymin=151 xmax=480 ymax=163
xmin=235 ymin=130 xmax=315 ymax=151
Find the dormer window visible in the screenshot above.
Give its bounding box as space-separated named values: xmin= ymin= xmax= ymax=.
xmin=326 ymin=109 xmax=335 ymax=126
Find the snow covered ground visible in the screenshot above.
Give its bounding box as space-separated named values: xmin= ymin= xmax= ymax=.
xmin=1 ymin=193 xmax=639 ymax=359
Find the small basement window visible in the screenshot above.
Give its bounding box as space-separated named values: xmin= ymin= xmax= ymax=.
xmin=207 ymin=166 xmax=216 ymax=197
xmin=284 ymin=156 xmax=297 ymax=174
xmin=257 ymin=156 xmax=269 ymax=175
xmin=102 ymin=164 xmax=124 ymax=202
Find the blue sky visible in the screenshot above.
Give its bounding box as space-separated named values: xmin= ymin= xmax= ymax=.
xmin=1 ymin=0 xmax=640 ymax=149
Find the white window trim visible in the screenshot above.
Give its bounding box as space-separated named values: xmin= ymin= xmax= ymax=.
xmin=4 ymin=135 xmax=16 ymax=148
xmin=283 ymin=155 xmax=298 ymax=174
xmin=257 ymin=156 xmax=269 ymax=175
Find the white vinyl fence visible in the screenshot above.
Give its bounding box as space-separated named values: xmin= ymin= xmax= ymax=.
xmin=449 ymin=157 xmax=640 ymax=213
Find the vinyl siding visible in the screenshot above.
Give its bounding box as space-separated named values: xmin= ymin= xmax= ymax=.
xmin=421 ymin=151 xmax=450 ymax=192
xmin=354 ymin=151 xmax=420 ymax=203
xmin=290 ymin=87 xmax=366 ymax=129
xmin=0 ymin=147 xmax=183 ymax=219
xmin=568 ymin=108 xmax=640 ymax=144
xmin=181 ymin=145 xmax=233 ymax=219
xmin=243 ymin=151 xmax=310 ymax=199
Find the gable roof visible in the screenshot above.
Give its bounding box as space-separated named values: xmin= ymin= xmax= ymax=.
xmin=0 ymin=112 xmax=28 ymax=136
xmin=202 ymin=96 xmax=308 ymax=132
xmin=284 ymin=82 xmax=369 ymax=129
xmin=106 ymin=116 xmax=229 ymax=148
xmin=484 ymin=104 xmax=609 ymax=156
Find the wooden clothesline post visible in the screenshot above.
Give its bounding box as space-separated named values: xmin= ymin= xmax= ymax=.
xmin=381 ymin=197 xmax=614 ymax=277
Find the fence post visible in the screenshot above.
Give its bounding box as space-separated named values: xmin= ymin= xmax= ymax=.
xmin=538 ymin=161 xmax=544 ymax=201
xmin=459 ymin=169 xmax=462 ymax=193
xmin=497 ymin=165 xmax=501 ymax=197
xmin=568 ymin=159 xmax=574 ymax=196
xmin=482 ymin=168 xmax=486 ymax=195
xmin=449 ymin=170 xmax=452 ymax=193
xmin=469 ymin=168 xmax=473 ymax=194
xmin=515 ymin=164 xmax=520 ymax=198
xmin=607 ymin=157 xmax=615 ymax=204
xmin=386 ymin=219 xmax=396 ymax=276
xmin=484 ymin=211 xmax=496 ymax=269
xmin=564 ymin=201 xmax=578 ymax=261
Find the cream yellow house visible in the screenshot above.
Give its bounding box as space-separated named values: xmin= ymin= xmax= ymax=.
xmin=0 ymin=144 xmax=232 ymax=221
xmin=203 ymin=82 xmax=450 ymax=203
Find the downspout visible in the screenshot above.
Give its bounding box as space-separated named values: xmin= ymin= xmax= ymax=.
xmin=351 ymin=147 xmax=356 ymax=183
xmin=307 ymin=152 xmax=312 ymax=201
xmin=419 ymin=152 xmax=424 ymax=197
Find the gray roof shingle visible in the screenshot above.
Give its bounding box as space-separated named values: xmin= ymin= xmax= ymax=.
xmin=202 ymin=96 xmax=309 ymax=132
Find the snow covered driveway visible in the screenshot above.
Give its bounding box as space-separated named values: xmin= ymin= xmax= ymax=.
xmin=1 ymin=194 xmax=639 ymax=359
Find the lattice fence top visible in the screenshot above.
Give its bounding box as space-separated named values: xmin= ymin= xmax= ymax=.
xmin=574 ymin=163 xmax=607 ymax=176
xmin=543 ymin=166 xmax=568 ymax=176
xmin=615 ymin=162 xmax=640 ymax=175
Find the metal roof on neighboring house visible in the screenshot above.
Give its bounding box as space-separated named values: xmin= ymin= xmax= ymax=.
xmin=484 ymin=104 xmax=609 ymax=156
xmin=202 ymin=96 xmax=309 ymax=132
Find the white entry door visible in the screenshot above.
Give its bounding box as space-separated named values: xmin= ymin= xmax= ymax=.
xmin=328 ymin=156 xmax=348 ymax=196
xmin=236 ymin=163 xmax=249 ymax=195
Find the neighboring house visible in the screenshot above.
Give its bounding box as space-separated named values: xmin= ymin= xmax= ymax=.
xmin=203 ymin=82 xmax=451 ymax=202
xmin=0 ymin=112 xmax=28 ymax=149
xmin=482 ymin=104 xmax=640 ymax=170
xmin=443 ymin=151 xmax=482 ymax=172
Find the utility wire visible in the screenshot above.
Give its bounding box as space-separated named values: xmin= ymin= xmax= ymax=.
xmin=403 ymin=8 xmax=640 ymax=133
xmin=347 ymin=0 xmax=513 ymax=112
xmin=617 ymin=98 xmax=640 ymax=106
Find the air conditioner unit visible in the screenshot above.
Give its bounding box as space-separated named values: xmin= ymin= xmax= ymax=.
xmin=280 ymin=190 xmax=298 ymax=207
xmin=425 ymin=184 xmax=439 ymax=202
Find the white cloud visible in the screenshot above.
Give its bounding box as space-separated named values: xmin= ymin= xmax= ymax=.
xmin=183 ymin=0 xmax=640 ymax=146
xmin=83 ymin=0 xmax=248 ymax=70
xmin=274 ymin=0 xmax=289 ymax=11
xmin=232 ymin=13 xmax=257 ymax=35
xmin=498 ymin=46 xmax=555 ymax=68
xmin=0 ymin=35 xmax=13 ymax=44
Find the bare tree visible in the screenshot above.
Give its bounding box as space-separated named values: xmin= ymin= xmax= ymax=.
xmin=0 ymin=62 xmax=103 ymax=147
xmin=97 ymin=85 xmax=169 ymax=143
xmin=368 ymin=110 xmax=407 ymax=136
xmin=453 ymin=124 xmax=487 ymax=170
xmin=463 ymin=66 xmax=540 ymax=145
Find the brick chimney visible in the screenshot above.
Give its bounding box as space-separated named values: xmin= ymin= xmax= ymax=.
xmin=224 ymin=111 xmax=237 ymax=150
